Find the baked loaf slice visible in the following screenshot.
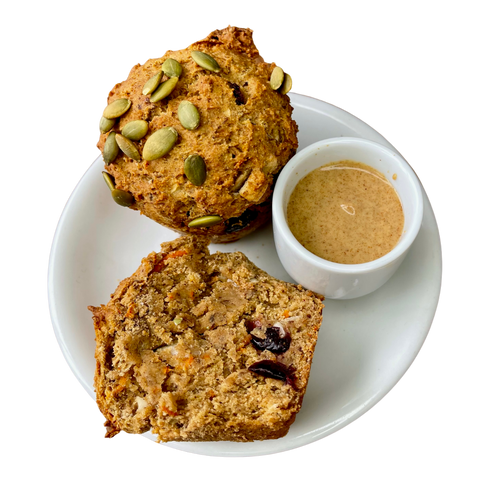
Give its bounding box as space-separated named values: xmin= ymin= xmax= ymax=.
xmin=97 ymin=26 xmax=298 ymax=243
xmin=89 ymin=236 xmax=323 ymax=442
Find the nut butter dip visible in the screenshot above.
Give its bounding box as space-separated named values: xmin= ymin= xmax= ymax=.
xmin=286 ymin=160 xmax=404 ymax=264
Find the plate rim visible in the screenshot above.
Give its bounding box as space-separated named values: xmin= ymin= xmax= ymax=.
xmin=44 ymin=90 xmax=445 ymax=460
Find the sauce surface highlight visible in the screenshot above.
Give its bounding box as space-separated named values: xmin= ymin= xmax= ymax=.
xmin=287 ymin=160 xmax=404 ymax=264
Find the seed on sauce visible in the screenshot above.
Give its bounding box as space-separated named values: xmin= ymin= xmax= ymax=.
xmin=287 ymin=160 xmax=404 ymax=265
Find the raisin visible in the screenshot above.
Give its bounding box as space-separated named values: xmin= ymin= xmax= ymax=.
xmin=250 ymin=326 xmax=291 ymax=354
xmin=225 ymin=208 xmax=258 ymax=233
xmin=248 ymin=360 xmax=294 ymax=385
xmin=227 ymin=81 xmax=246 ymax=105
xmin=245 ymin=319 xmax=262 ymax=331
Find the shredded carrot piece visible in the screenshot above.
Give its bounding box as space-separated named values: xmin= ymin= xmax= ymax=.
xmin=125 ymin=304 xmax=137 ymax=318
xmin=283 ymin=310 xmax=290 ymax=318
xmin=237 ymin=335 xmax=252 ymax=352
xmin=308 ymin=326 xmax=320 ymax=336
xmin=109 ymin=376 xmax=128 ymax=396
xmin=167 ymin=249 xmax=189 ymax=259
xmin=183 ymin=355 xmax=194 ymax=369
xmin=160 ymin=405 xmax=178 ymax=417
xmin=153 ymin=249 xmax=189 ymax=272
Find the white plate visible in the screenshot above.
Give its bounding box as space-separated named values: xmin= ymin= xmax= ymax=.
xmin=48 ymin=93 xmax=442 ymax=457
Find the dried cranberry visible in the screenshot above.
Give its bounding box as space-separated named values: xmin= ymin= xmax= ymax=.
xmin=245 ymin=319 xmax=262 ymax=331
xmin=250 ymin=326 xmax=291 ymax=354
xmin=248 ymin=360 xmax=291 ymax=383
xmin=225 ymin=208 xmax=258 ymax=233
xmin=227 ymin=81 xmax=246 ymax=105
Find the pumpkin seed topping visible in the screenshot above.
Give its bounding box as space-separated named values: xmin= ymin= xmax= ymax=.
xmin=142 ymin=71 xmax=163 ymax=95
xmin=142 ymin=127 xmax=178 ymax=161
xmin=279 ymin=73 xmax=292 ymax=94
xmin=111 ymin=189 xmax=135 ymax=207
xmin=150 ymin=77 xmax=178 ymax=103
xmin=103 ymin=132 xmax=119 ymax=164
xmin=270 ymin=66 xmax=284 ymax=90
xmin=103 ymin=98 xmax=131 ymax=119
xmin=162 ymin=58 xmax=182 ymax=78
xmin=269 ymin=64 xmax=295 ymax=94
xmin=99 ymin=116 xmax=115 ymax=134
xmin=102 ymin=171 xmax=134 ymax=207
xmin=184 ymin=154 xmax=207 ymax=185
xmin=188 ymin=215 xmax=223 ymax=228
xmin=121 ymin=120 xmax=149 ymax=141
xmin=115 ymin=134 xmax=141 ymax=161
xmin=191 ymin=50 xmax=220 ymax=72
xmin=178 ymin=100 xmax=200 ymax=130
xmin=102 ymin=171 xmax=115 ymax=191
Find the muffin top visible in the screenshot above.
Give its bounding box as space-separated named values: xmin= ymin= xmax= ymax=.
xmin=98 ymin=26 xmax=298 ymax=241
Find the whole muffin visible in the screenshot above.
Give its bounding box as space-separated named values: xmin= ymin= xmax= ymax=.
xmin=97 ymin=26 xmax=298 ymax=243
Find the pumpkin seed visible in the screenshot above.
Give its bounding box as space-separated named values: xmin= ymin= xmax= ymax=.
xmin=150 ymin=77 xmax=178 ymax=103
xmin=102 ymin=171 xmax=134 ymax=207
xmin=270 ymin=66 xmax=284 ymax=90
xmin=103 ymin=98 xmax=131 ymax=119
xmin=191 ymin=51 xmax=220 ymax=72
xmin=103 ymin=132 xmax=119 ymax=164
xmin=102 ymin=171 xmax=116 ymax=191
xmin=162 ymin=58 xmax=182 ymax=78
xmin=115 ymin=134 xmax=141 ymax=161
xmin=142 ymin=71 xmax=163 ymax=95
xmin=142 ymin=127 xmax=178 ymax=161
xmin=173 ymin=316 xmax=182 ymax=325
xmin=121 ymin=120 xmax=149 ymax=141
xmin=178 ymin=100 xmax=200 ymax=130
xmin=99 ymin=116 xmax=115 ymax=134
xmin=232 ymin=170 xmax=251 ymax=192
xmin=188 ymin=215 xmax=223 ymax=228
xmin=279 ymin=73 xmax=292 ymax=94
xmin=184 ymin=154 xmax=206 ymax=185
xmin=111 ymin=189 xmax=135 ymax=207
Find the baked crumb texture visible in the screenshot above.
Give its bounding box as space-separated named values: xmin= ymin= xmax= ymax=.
xmin=97 ymin=26 xmax=298 ymax=243
xmin=89 ymin=236 xmax=323 ymax=442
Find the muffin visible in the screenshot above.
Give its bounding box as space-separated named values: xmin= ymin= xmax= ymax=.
xmin=97 ymin=26 xmax=298 ymax=243
xmin=89 ymin=236 xmax=323 ymax=442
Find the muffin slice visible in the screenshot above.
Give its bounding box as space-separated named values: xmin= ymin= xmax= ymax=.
xmin=89 ymin=236 xmax=323 ymax=442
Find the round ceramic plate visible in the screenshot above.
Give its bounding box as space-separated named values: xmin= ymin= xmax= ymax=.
xmin=48 ymin=93 xmax=442 ymax=457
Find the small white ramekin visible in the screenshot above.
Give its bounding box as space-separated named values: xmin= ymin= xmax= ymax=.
xmin=272 ymin=137 xmax=423 ymax=299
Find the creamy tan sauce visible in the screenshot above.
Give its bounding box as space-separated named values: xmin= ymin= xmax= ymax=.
xmin=287 ymin=160 xmax=404 ymax=264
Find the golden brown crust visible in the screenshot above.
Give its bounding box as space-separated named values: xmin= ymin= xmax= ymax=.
xmin=97 ymin=27 xmax=298 ymax=243
xmin=89 ymin=236 xmax=323 ymax=442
